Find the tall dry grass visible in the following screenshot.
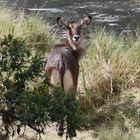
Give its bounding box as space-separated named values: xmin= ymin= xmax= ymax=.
xmin=78 ymin=27 xmax=140 ymax=133
xmin=80 ymin=27 xmax=140 ymax=98
xmin=98 ymin=125 xmax=138 ymax=140
xmin=0 ymin=5 xmax=56 ymax=52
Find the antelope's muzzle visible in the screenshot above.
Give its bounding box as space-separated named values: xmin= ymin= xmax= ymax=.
xmin=73 ymin=35 xmax=80 ymax=43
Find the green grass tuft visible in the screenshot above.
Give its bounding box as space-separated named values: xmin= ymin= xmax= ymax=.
xmin=0 ymin=6 xmax=56 ymax=52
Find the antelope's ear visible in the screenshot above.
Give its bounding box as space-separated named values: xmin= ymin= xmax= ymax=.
xmin=80 ymin=16 xmax=92 ymax=27
xmin=57 ymin=17 xmax=68 ymax=27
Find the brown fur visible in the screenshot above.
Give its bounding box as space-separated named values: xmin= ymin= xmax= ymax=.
xmin=45 ymin=16 xmax=91 ymax=92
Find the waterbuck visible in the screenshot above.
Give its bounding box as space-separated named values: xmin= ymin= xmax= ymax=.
xmin=45 ymin=16 xmax=92 ymax=93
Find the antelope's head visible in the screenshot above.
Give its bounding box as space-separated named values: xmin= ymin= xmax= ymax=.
xmin=57 ymin=16 xmax=92 ymax=50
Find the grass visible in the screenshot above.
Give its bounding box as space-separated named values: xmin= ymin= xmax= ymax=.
xmin=80 ymin=27 xmax=140 ymax=94
xmin=79 ymin=27 xmax=140 ymax=105
xmin=98 ymin=125 xmax=138 ymax=140
xmin=0 ymin=5 xmax=56 ymax=53
xmin=78 ymin=27 xmax=140 ymax=138
xmin=0 ymin=5 xmax=139 ymax=140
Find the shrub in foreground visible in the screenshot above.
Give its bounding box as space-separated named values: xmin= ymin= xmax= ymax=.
xmin=0 ymin=35 xmax=84 ymax=139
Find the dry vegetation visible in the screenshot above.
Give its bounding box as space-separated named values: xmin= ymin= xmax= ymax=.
xmin=78 ymin=27 xmax=140 ymax=139
xmin=0 ymin=5 xmax=56 ymax=52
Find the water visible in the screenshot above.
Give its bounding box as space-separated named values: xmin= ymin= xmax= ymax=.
xmin=6 ymin=0 xmax=140 ymax=33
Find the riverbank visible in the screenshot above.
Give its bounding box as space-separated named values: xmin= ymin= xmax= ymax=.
xmin=0 ymin=6 xmax=140 ymax=140
xmin=6 ymin=0 xmax=140 ymax=34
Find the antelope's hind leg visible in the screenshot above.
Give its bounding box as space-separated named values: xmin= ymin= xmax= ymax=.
xmin=50 ymin=68 xmax=76 ymax=93
xmin=50 ymin=68 xmax=61 ymax=87
xmin=63 ymin=69 xmax=75 ymax=93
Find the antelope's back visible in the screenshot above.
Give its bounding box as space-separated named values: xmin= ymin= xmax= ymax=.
xmin=45 ymin=46 xmax=79 ymax=86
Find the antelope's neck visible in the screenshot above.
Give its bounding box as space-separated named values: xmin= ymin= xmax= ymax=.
xmin=65 ymin=38 xmax=86 ymax=60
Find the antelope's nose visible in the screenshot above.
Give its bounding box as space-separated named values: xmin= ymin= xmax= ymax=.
xmin=73 ymin=35 xmax=80 ymax=41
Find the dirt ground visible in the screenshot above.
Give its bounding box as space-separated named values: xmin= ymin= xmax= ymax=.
xmin=5 ymin=124 xmax=98 ymax=140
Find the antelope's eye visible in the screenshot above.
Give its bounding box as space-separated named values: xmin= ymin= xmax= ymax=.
xmin=78 ymin=26 xmax=81 ymax=30
xmin=67 ymin=26 xmax=71 ymax=30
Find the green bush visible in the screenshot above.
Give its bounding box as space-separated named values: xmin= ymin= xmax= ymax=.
xmin=0 ymin=35 xmax=84 ymax=139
